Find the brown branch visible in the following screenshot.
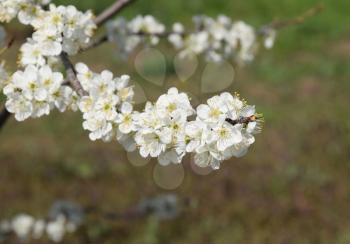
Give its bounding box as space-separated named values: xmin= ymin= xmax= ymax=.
xmin=0 ymin=107 xmax=11 ymax=131
xmin=94 ymin=0 xmax=137 ymax=27
xmin=59 ymin=52 xmax=87 ymax=96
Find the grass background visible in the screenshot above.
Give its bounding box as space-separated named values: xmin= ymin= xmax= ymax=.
xmin=1 ymin=0 xmax=350 ymax=243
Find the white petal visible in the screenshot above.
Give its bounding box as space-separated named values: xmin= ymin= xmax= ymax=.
xmin=196 ymin=104 xmax=210 ymax=120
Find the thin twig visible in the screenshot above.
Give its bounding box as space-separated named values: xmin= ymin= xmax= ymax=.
xmin=0 ymin=37 xmax=15 ymax=56
xmin=94 ymin=0 xmax=137 ymax=27
xmin=80 ymin=35 xmax=109 ymax=53
xmin=259 ymin=3 xmax=324 ymax=32
xmin=59 ymin=52 xmax=87 ymax=96
xmin=82 ymin=31 xmax=183 ymax=52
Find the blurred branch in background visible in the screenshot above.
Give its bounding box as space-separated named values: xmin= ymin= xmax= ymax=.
xmin=84 ymin=3 xmax=325 ymax=53
xmin=85 ymin=194 xmax=185 ymax=221
xmin=94 ymin=0 xmax=138 ymax=27
xmin=258 ymin=3 xmax=324 ymax=33
xmin=0 ymin=194 xmax=189 ymax=242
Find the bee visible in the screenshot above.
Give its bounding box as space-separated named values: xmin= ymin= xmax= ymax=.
xmin=225 ymin=113 xmax=264 ymax=133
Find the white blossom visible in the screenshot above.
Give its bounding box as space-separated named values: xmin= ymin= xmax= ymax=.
xmin=107 ymin=15 xmax=165 ymax=57
xmin=46 ymin=215 xmax=67 ymax=243
xmin=76 ymin=63 xmax=135 ymax=142
xmin=105 ymin=14 xmax=277 ymax=63
xmin=32 ymin=219 xmax=46 ymax=239
xmin=155 ymin=87 xmax=194 ymax=117
xmin=2 ymin=212 xmax=79 ymax=243
xmin=116 ymin=102 xmax=137 ymax=134
xmin=0 ymin=0 xmax=50 ymax=24
xmin=3 ymin=65 xmax=74 ymax=121
xmin=0 ymin=1 xmax=267 ymax=170
xmin=263 ymin=28 xmax=277 ymax=49
xmin=227 ymin=21 xmax=257 ymax=62
xmin=190 ymin=92 xmax=263 ymax=169
xmin=168 ymin=23 xmax=184 ymax=49
xmin=133 ymin=88 xmax=194 ymax=164
xmin=19 ymin=39 xmax=46 ymax=66
xmin=11 ymin=214 xmax=35 ymax=240
xmin=197 ymin=95 xmax=228 ymax=124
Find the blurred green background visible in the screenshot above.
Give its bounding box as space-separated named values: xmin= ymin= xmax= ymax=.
xmin=1 ymin=0 xmax=350 ymax=243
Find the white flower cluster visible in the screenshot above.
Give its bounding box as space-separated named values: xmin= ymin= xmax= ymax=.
xmin=75 ymin=63 xmax=262 ymax=169
xmin=191 ymin=93 xmax=262 ymax=169
xmin=76 ymin=63 xmax=136 ymax=142
xmin=1 ymin=1 xmax=95 ymax=121
xmin=0 ymin=213 xmax=78 ymax=243
xmin=0 ymin=0 xmax=51 ymax=23
xmin=169 ymin=15 xmax=258 ymax=63
xmin=134 ymin=89 xmax=262 ymax=169
xmin=0 ymin=0 xmax=265 ymax=169
xmin=3 ymin=65 xmax=76 ymax=121
xmin=107 ymin=15 xmax=165 ymax=58
xmin=107 ymin=14 xmax=276 ymax=63
xmin=18 ymin=3 xmax=96 ymax=65
xmin=134 ymin=87 xmax=195 ymax=166
xmin=0 ymin=1 xmax=96 ymax=67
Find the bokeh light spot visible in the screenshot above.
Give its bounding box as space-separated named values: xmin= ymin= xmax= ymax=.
xmin=201 ymin=61 xmax=234 ymax=93
xmin=134 ymin=48 xmax=166 ymax=86
xmin=153 ymin=163 xmax=185 ymax=190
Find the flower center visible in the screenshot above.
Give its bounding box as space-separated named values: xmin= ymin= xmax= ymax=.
xmin=167 ymin=103 xmax=177 ymax=113
xmin=210 ymin=108 xmax=221 ymax=118
xmin=219 ymin=128 xmax=229 ymax=138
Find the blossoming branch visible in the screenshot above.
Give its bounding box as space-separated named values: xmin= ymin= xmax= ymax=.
xmin=0 ymin=0 xmax=322 ymax=169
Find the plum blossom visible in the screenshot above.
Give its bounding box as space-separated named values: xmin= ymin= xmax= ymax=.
xmin=189 ymin=92 xmax=263 ymax=169
xmin=107 ymin=14 xmax=276 ymax=63
xmin=1 ymin=212 xmax=80 ymax=243
xmin=11 ymin=214 xmax=35 ymax=240
xmin=107 ymin=15 xmax=165 ymax=57
xmin=76 ymin=63 xmax=136 ymax=142
xmin=133 ymin=88 xmax=194 ymax=165
xmin=0 ymin=0 xmax=266 ymax=170
xmin=3 ymin=65 xmax=75 ymax=121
